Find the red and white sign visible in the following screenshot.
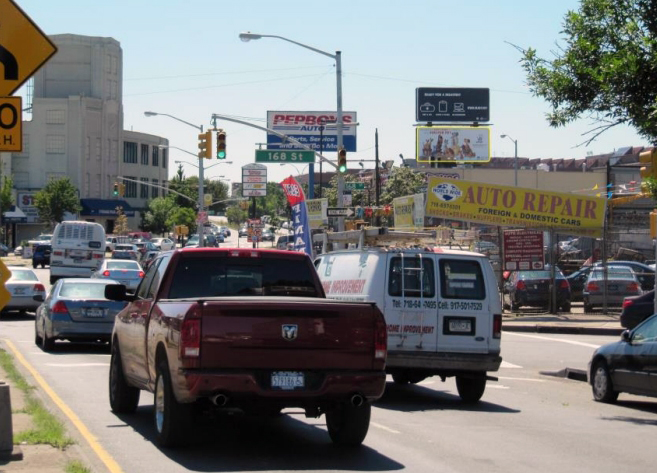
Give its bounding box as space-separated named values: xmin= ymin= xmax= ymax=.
xmin=242 ymin=163 xmax=267 ymax=196
xmin=503 ymin=229 xmax=544 ymax=271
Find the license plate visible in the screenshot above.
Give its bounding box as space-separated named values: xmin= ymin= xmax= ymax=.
xmin=85 ymin=308 xmax=104 ymax=318
xmin=13 ymin=287 xmax=25 ymax=295
xmin=449 ymin=319 xmax=471 ymax=332
xmin=608 ymin=285 xmax=618 ymax=291
xmin=120 ymin=280 xmax=130 ymax=286
xmin=271 ymin=371 xmax=304 ymax=390
xmin=74 ymin=259 xmax=83 ymax=263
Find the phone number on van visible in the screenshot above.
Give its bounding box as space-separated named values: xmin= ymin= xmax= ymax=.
xmin=439 ymin=301 xmax=483 ymax=311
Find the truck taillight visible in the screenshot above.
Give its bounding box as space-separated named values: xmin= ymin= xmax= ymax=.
xmin=180 ymin=316 xmax=201 ymax=359
xmin=374 ymin=314 xmax=387 ymax=360
xmin=493 ymin=314 xmax=502 ymax=339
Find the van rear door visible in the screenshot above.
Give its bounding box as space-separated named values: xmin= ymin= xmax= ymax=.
xmin=384 ymin=253 xmax=439 ymax=353
xmin=435 ymin=256 xmax=496 ymax=354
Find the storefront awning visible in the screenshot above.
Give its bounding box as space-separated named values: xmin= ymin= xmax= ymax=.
xmin=2 ymin=205 xmax=27 ymax=223
xmin=80 ymin=199 xmax=135 ymax=217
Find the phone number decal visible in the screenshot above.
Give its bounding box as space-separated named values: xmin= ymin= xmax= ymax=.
xmin=439 ymin=301 xmax=483 ymax=311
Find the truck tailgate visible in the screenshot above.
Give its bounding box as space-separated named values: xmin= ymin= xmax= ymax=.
xmin=198 ymin=297 xmax=379 ymax=371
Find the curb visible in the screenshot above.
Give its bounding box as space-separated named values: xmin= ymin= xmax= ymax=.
xmin=503 ymin=324 xmax=624 ymax=336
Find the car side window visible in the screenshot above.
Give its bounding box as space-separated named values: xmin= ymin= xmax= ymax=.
xmin=148 ymin=253 xmax=172 ymax=299
xmin=136 ymin=259 xmax=161 ymax=299
xmin=633 ymin=316 xmax=657 ymax=344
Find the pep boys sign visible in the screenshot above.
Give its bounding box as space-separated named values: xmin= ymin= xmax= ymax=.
xmin=267 ymin=111 xmax=357 ymax=152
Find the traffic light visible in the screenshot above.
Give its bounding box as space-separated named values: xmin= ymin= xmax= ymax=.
xmin=113 ymin=182 xmax=119 ymax=197
xmin=639 ymin=148 xmax=657 ymax=180
xmin=216 ymin=130 xmax=226 ymax=159
xmin=338 ymin=148 xmax=347 ymax=173
xmin=198 ymin=131 xmax=212 ymax=159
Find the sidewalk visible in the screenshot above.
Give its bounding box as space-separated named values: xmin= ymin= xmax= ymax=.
xmin=503 ymin=311 xmax=624 ymax=335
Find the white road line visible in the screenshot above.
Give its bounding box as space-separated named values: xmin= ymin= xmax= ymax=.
xmin=486 ymin=384 xmax=510 ymax=389
xmin=45 ymin=363 xmax=109 ymax=367
xmin=371 ymin=422 xmax=400 ymax=434
xmin=504 ymin=331 xmax=601 ymax=349
xmin=501 ymin=360 xmax=523 ymax=369
xmin=497 ymin=376 xmax=546 ymax=382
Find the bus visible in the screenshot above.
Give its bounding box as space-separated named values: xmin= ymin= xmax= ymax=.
xmin=49 ymin=221 xmax=106 ymax=284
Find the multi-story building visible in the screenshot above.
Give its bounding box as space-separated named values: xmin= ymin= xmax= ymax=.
xmin=2 ymin=34 xmax=168 ymax=244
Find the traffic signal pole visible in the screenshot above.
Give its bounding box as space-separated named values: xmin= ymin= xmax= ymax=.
xmin=335 ymin=50 xmax=345 ymax=232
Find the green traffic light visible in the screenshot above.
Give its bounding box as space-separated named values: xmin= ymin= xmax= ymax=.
xmin=338 ymin=164 xmax=347 ymax=173
xmin=217 ymin=151 xmax=226 ymax=159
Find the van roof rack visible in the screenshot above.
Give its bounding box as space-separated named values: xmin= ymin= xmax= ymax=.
xmin=313 ymin=227 xmax=438 ymax=253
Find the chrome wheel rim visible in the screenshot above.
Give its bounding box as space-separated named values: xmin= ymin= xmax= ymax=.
xmin=593 ymin=367 xmax=607 ymax=397
xmin=155 ymin=375 xmax=164 ymax=433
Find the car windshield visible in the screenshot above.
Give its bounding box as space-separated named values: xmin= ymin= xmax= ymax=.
xmin=107 ymin=261 xmax=140 ymax=270
xmin=590 ymin=268 xmax=635 ymax=280
xmin=115 ymin=245 xmax=134 ymax=251
xmin=60 ymin=282 xmax=113 ymax=299
xmin=10 ymin=270 xmax=39 ymax=281
xmin=519 ymin=270 xmax=565 ymax=279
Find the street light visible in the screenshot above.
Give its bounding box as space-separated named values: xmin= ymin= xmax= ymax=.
xmin=239 ymin=32 xmax=345 ymax=229
xmin=174 ymin=158 xmax=233 ymax=171
xmin=279 ymin=163 xmax=309 ymax=177
xmin=500 ymin=134 xmax=518 ymax=187
xmin=145 ymin=111 xmax=206 ymax=246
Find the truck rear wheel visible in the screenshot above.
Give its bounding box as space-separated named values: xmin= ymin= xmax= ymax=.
xmin=109 ymin=342 xmax=140 ymax=414
xmin=154 ymin=358 xmax=192 ymax=448
xmin=456 ymin=375 xmax=486 ymax=403
xmin=326 ymin=403 xmax=371 ymax=446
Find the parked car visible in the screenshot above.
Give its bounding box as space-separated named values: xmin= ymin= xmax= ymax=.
xmin=13 ymin=246 xmax=23 ymax=257
xmin=620 ymin=289 xmax=654 ymax=329
xmin=34 ymin=278 xmax=128 ymax=351
xmin=261 ymin=229 xmax=275 ymax=242
xmin=91 ymin=260 xmax=145 ymax=292
xmin=583 ymin=266 xmax=643 ymax=312
xmin=2 ymin=267 xmax=46 ymax=315
xmin=565 ymin=266 xmax=593 ymax=302
xmin=503 ymin=265 xmax=571 ymax=312
xmin=219 ymin=226 xmax=231 ymax=237
xmin=589 ymin=313 xmax=657 ymax=403
xmin=238 ymin=226 xmax=249 ymax=238
xmin=151 ymin=237 xmax=175 ymax=251
xmin=594 ymin=261 xmax=654 ymax=292
xmin=112 ymin=244 xmax=140 ymax=262
xmin=32 ymin=244 xmax=51 ymax=269
xmin=184 ymin=234 xmax=219 ymax=248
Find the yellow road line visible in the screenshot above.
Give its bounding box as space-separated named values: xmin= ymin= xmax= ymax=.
xmin=3 ymin=339 xmax=124 ymax=473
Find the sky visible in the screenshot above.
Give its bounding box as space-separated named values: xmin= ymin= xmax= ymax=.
xmin=16 ymin=0 xmax=650 ymax=187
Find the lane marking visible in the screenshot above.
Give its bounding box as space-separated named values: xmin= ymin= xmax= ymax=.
xmin=497 ymin=376 xmax=545 ymax=382
xmin=2 ymin=338 xmax=125 ymax=473
xmin=45 ymin=363 xmax=109 ymax=367
xmin=371 ymin=421 xmax=400 ymax=434
xmin=504 ymin=331 xmax=601 ymax=349
xmin=501 ymin=360 xmax=523 ymax=369
xmin=486 ymin=384 xmax=510 ymax=389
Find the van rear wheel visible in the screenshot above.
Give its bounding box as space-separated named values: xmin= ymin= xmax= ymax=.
xmin=326 ymin=403 xmax=371 ymax=446
xmin=391 ymin=372 xmax=409 ymax=384
xmin=456 ymin=374 xmax=486 ymax=403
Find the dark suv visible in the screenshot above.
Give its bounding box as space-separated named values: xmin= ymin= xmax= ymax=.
xmin=32 ymin=244 xmax=51 ymax=269
xmin=504 ymin=265 xmax=571 ymax=312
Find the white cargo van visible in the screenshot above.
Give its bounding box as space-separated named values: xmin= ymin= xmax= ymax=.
xmin=50 ymin=221 xmax=106 ymax=284
xmin=314 ymin=230 xmax=502 ymax=403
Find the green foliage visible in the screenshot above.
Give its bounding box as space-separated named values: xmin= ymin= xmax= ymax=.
xmin=167 ymin=206 xmax=197 ymax=234
xmin=226 ymin=205 xmax=247 ymax=225
xmin=33 ymin=177 xmax=81 ymax=227
xmin=380 ymin=167 xmax=425 ymax=204
xmin=65 ymin=461 xmax=92 ymax=473
xmin=643 ymin=176 xmax=657 ymax=201
xmin=0 ymin=175 xmax=14 ymax=214
xmin=517 ymin=0 xmax=657 ymax=144
xmin=322 ymin=173 xmax=370 ymax=207
xmin=144 ymin=197 xmax=176 ymax=235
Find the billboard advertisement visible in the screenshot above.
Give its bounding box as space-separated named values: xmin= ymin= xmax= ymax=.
xmin=417 ymin=126 xmax=490 ymax=163
xmin=393 ymin=194 xmax=424 ymax=229
xmin=425 ymin=178 xmax=607 ymax=237
xmin=267 ymin=111 xmax=357 ymax=152
xmin=416 ymin=87 xmax=490 ymax=123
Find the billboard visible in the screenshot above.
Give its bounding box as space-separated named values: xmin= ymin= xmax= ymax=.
xmin=306 ymin=198 xmax=328 ymax=229
xmin=393 ymin=194 xmax=424 ymax=229
xmin=267 ymin=111 xmax=357 ymax=152
xmin=416 ymin=126 xmax=490 ymax=163
xmin=416 ymin=87 xmax=490 ymax=123
xmin=425 ymin=178 xmax=607 ymax=237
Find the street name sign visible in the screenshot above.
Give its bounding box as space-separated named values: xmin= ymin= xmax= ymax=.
xmin=0 ymin=0 xmax=58 ymax=96
xmin=327 ymin=207 xmax=355 ymax=218
xmin=416 ymin=88 xmax=489 ymax=123
xmin=344 ymin=182 xmax=365 ymax=191
xmin=255 ymin=149 xmax=315 ymax=163
xmin=0 ymin=96 xmax=21 ymax=151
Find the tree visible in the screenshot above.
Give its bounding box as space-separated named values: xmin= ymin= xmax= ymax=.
xmin=226 ymin=205 xmax=247 ymax=225
xmin=33 ymin=177 xmax=81 ymax=227
xmin=0 ymin=176 xmax=14 ymax=216
xmin=144 ymin=197 xmax=176 ymax=235
xmin=380 ymin=167 xmax=425 ymax=205
xmin=167 ymin=206 xmax=197 ymax=234
xmin=516 ymin=0 xmax=657 ymax=144
xmin=322 ymin=173 xmax=369 ymax=207
xmin=114 ymin=206 xmax=130 ymax=235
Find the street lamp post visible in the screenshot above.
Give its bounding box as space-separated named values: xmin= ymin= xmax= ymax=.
xmin=239 ymin=32 xmax=345 ymax=230
xmin=145 ymin=111 xmax=206 ymax=246
xmin=500 ymin=134 xmax=518 ymax=187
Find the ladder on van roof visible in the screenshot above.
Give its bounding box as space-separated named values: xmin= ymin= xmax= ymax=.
xmin=313 ymin=227 xmax=437 ymax=254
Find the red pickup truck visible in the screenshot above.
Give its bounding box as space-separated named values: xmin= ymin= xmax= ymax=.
xmin=106 ymin=248 xmax=387 ymax=448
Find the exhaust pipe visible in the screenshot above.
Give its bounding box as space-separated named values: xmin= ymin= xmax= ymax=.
xmin=350 ymin=394 xmax=364 ymax=408
xmin=211 ymin=393 xmax=229 ymax=407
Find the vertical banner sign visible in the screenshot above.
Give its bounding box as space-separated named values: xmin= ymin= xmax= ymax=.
xmin=306 ymin=198 xmax=328 ymax=229
xmin=393 ymin=194 xmax=425 ymax=229
xmin=280 ymin=176 xmax=312 ymax=256
xmin=503 ymin=229 xmax=545 ymax=271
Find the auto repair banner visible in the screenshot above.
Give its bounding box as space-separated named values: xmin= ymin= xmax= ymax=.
xmin=425 ymin=177 xmax=607 ymax=237
xmin=280 ymin=176 xmax=312 ymax=256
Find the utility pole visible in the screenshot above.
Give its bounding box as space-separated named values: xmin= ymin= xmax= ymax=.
xmin=375 ymin=128 xmax=380 ymax=206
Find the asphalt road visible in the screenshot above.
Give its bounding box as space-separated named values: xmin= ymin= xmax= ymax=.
xmin=2 ymin=312 xmax=657 ymax=473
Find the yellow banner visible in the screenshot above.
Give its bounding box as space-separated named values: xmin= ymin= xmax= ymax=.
xmin=425 ymin=178 xmax=606 ymax=237
xmin=393 ymin=195 xmax=414 ymax=228
xmin=306 ymin=198 xmax=327 ymax=229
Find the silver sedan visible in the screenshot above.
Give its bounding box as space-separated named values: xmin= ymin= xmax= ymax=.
xmin=34 ymin=278 xmax=128 ymax=351
xmin=91 ymin=259 xmax=144 ymax=291
xmin=2 ymin=266 xmax=46 ymax=315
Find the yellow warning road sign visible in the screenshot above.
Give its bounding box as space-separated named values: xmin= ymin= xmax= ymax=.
xmin=0 ymin=96 xmax=22 ymax=151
